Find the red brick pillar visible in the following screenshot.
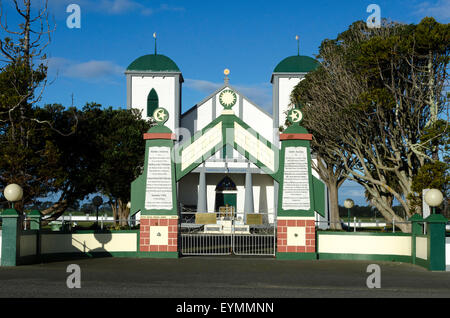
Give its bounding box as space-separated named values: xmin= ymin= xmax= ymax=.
xmin=277 ymin=218 xmax=316 ymax=259
xmin=140 ymin=216 xmax=179 ymax=257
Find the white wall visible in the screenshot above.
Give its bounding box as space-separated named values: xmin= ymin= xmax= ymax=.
xmin=416 ymin=237 xmax=428 ymax=260
xmin=41 ymin=233 xmax=138 ymax=254
xmin=446 ymin=237 xmax=450 ymax=270
xmin=278 ymin=77 xmax=302 ymax=127
xmin=131 ymin=76 xmax=176 ymax=131
xmin=183 ymin=86 xmax=275 ymax=162
xmin=318 ymin=234 xmax=412 ymax=256
xmin=242 ymin=100 xmax=273 ymax=144
xmin=196 ymin=99 xmax=213 ymax=132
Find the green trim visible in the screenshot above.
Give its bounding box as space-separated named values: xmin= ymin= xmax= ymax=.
xmin=175 ymin=114 xmax=280 ymax=182
xmin=276 ymin=252 xmax=317 ymax=260
xmin=127 ymin=54 xmax=180 ymax=72
xmin=312 ymin=176 xmax=325 ymax=218
xmin=50 ymin=230 xmax=140 ymax=234
xmin=20 ymin=230 xmax=39 ymax=236
xmin=138 ymin=252 xmax=179 ymax=259
xmin=147 ymin=88 xmax=159 ymax=118
xmin=317 ymin=231 xmax=411 ymax=237
xmin=175 ymin=116 xmax=224 ymax=181
xmin=318 ymin=253 xmax=411 ymax=263
xmin=40 ymin=251 xmax=179 ymax=261
xmin=28 ymin=210 xmax=42 ymax=217
xmin=273 ymin=55 xmax=319 ymax=73
xmin=425 ymin=213 xmax=448 ymax=223
xmin=415 ymin=257 xmax=429 ymax=269
xmin=1 ymin=209 xmax=19 ymax=217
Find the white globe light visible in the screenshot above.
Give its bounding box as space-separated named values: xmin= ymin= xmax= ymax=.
xmin=344 ymin=199 xmax=354 ymax=209
xmin=4 ymin=184 xmax=23 ymax=202
xmin=424 ymin=189 xmax=444 ymax=207
xmin=127 ymin=202 xmax=131 ymax=209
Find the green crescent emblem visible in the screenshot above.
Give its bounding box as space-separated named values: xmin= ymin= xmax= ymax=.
xmin=153 ymin=108 xmax=169 ymax=124
xmin=288 ymin=108 xmax=303 ymax=124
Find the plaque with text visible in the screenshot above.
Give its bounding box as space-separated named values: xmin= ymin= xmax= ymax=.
xmin=145 ymin=147 xmax=173 ymax=210
xmin=282 ymin=147 xmax=310 ymax=210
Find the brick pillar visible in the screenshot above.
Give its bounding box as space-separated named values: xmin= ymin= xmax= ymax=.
xmin=277 ymin=218 xmax=316 ymax=259
xmin=140 ymin=216 xmax=178 ymax=257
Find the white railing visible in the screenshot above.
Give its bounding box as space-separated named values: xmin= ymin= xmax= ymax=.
xmin=446 ymin=237 xmax=450 ymax=271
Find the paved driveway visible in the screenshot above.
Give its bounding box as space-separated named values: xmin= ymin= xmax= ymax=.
xmin=0 ymin=257 xmax=449 ymax=298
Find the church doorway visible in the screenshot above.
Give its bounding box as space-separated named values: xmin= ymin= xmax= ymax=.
xmin=215 ymin=176 xmax=237 ymax=218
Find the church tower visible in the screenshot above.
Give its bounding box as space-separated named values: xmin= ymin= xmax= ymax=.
xmin=125 ymin=53 xmax=183 ymax=133
xmin=271 ymin=54 xmax=319 ymax=146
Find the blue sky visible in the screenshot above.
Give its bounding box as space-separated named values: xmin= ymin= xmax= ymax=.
xmin=2 ymin=0 xmax=449 ymax=206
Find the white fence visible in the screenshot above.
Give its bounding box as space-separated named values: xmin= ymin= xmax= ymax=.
xmin=446 ymin=237 xmax=450 ymax=271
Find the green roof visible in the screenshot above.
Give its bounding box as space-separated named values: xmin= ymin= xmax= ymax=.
xmin=127 ymin=54 xmax=180 ymax=72
xmin=273 ymin=55 xmax=319 ymax=73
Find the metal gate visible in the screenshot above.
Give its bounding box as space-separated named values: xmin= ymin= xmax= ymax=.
xmin=180 ymin=211 xmax=276 ymax=256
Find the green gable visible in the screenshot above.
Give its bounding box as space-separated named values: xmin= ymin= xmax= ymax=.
xmin=127 ymin=54 xmax=180 ymax=72
xmin=274 ymin=55 xmax=319 ymax=73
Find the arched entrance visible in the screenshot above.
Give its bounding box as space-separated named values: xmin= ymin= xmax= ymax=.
xmin=215 ymin=176 xmax=237 ymax=218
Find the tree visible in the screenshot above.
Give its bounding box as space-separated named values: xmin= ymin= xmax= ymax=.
xmin=291 ymin=19 xmax=449 ymax=232
xmin=0 ymin=0 xmax=77 ymax=212
xmin=36 ymin=103 xmax=151 ymax=224
xmin=96 ymin=107 xmax=152 ymax=226
xmin=64 ymin=104 xmax=151 ymax=226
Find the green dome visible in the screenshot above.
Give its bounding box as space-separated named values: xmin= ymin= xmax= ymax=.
xmin=273 ymin=55 xmax=319 ymax=73
xmin=127 ymin=54 xmax=180 ymax=72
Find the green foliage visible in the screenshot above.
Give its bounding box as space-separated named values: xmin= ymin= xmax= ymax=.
xmin=290 ymin=17 xmax=449 ymax=227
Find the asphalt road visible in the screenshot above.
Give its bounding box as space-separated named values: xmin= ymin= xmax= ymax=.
xmin=0 ymin=257 xmax=449 ymax=298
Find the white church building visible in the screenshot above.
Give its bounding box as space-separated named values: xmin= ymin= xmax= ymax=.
xmin=125 ymin=52 xmax=329 ymax=227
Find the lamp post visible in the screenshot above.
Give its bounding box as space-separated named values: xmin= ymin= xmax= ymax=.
xmin=92 ymin=196 xmax=103 ymax=229
xmin=424 ymin=189 xmax=444 ymax=215
xmin=4 ymin=184 xmax=23 ymax=209
xmin=344 ymin=199 xmax=354 ymax=230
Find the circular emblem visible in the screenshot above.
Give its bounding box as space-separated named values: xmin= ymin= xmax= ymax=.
xmin=288 ymin=108 xmax=303 ymax=124
xmin=219 ymin=89 xmax=237 ymax=109
xmin=153 ymin=108 xmax=169 ymax=124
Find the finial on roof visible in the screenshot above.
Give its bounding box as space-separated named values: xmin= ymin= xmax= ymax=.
xmin=296 ymin=35 xmax=300 ymax=56
xmin=153 ymin=32 xmax=157 ymax=55
xmin=224 ymin=68 xmax=230 ymax=85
